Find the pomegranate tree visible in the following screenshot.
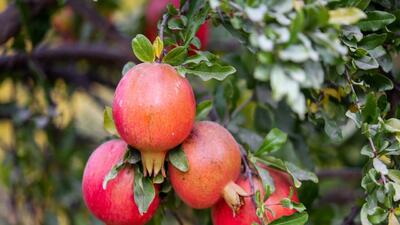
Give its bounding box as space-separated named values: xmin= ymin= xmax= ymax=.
xmin=212 ymin=167 xmax=299 ymax=225
xmin=168 ymin=121 xmax=248 ymax=210
xmin=82 ymin=139 xmax=160 ymax=225
xmin=113 ymin=63 xmax=196 ymax=177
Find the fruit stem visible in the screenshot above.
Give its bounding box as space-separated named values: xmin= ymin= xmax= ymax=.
xmin=141 ymin=151 xmax=167 ymax=177
xmin=221 ymin=181 xmax=250 ymax=215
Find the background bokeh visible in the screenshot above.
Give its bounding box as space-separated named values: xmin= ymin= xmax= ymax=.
xmin=0 ymin=0 xmax=377 ymax=224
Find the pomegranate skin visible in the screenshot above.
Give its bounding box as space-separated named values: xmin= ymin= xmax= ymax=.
xmin=168 ymin=121 xmax=242 ymax=209
xmin=212 ymin=167 xmax=299 ymax=225
xmin=145 ymin=0 xmax=209 ymax=49
xmin=82 ymin=140 xmax=159 ymax=225
xmin=113 ymin=63 xmax=195 ymax=152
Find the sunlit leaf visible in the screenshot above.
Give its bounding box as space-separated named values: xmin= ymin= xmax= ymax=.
xmin=132 ymin=34 xmax=155 ymax=63
xmin=103 ymin=106 xmax=119 ymax=137
xmin=329 ymin=7 xmax=366 ymax=25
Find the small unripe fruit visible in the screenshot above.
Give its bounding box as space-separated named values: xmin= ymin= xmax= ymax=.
xmin=113 ymin=63 xmax=196 ymax=176
xmin=169 ymin=121 xmax=248 ymax=210
xmin=82 ymin=140 xmax=159 ymax=225
xmin=145 ymin=0 xmax=209 ymax=49
xmin=212 ymin=167 xmax=299 ymax=225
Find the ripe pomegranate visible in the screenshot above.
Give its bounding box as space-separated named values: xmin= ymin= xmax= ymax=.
xmin=168 ymin=121 xmax=248 ymax=210
xmin=113 ymin=63 xmax=196 ymax=177
xmin=82 ymin=139 xmax=159 ymax=225
xmin=212 ymin=167 xmax=299 ymax=225
xmin=145 ymin=0 xmax=209 ymax=49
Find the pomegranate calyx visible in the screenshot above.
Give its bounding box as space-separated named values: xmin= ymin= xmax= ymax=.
xmin=222 ymin=181 xmax=250 ymax=215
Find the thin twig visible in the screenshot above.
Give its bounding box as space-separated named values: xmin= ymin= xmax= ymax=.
xmin=341 ymin=206 xmax=361 ymax=225
xmin=239 ymin=146 xmax=256 ymax=206
xmin=344 ymin=69 xmax=388 ymax=218
xmin=170 ymin=210 xmax=184 ymax=225
xmin=231 ymin=92 xmax=255 ymax=119
xmin=158 ymin=13 xmax=170 ymax=61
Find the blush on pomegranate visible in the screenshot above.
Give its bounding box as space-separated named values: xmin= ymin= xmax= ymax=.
xmin=168 ymin=121 xmax=248 ymax=210
xmin=82 ymin=139 xmax=159 ymax=225
xmin=212 ymin=167 xmax=299 ymax=225
xmin=113 ymin=63 xmax=196 ymax=176
xmin=145 ymin=0 xmax=209 ymax=49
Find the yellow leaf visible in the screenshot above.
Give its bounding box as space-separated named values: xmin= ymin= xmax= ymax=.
xmin=153 ymin=36 xmax=164 ymax=59
xmin=379 ymin=155 xmax=391 ymax=165
xmin=329 ymin=7 xmax=367 ymax=25
xmin=389 ymin=212 xmax=400 ymax=225
xmin=323 ymin=88 xmax=341 ymax=101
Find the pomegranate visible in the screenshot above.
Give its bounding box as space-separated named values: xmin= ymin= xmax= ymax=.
xmin=168 ymin=121 xmax=248 ymax=210
xmin=212 ymin=167 xmax=299 ymax=225
xmin=113 ymin=63 xmax=196 ymax=176
xmin=145 ymin=0 xmax=209 ymax=49
xmin=82 ymin=139 xmax=159 ymax=225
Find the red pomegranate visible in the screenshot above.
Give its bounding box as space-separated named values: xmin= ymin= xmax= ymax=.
xmin=113 ymin=63 xmax=196 ymax=177
xmin=212 ymin=167 xmax=299 ymax=225
xmin=145 ymin=0 xmax=209 ymax=49
xmin=82 ymin=139 xmax=159 ymax=225
xmin=168 ymin=121 xmax=248 ymax=210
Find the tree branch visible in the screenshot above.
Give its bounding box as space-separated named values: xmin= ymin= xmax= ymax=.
xmin=0 ymin=44 xmax=137 ymax=87
xmin=0 ymin=44 xmax=136 ymax=69
xmin=317 ymin=168 xmax=362 ymax=180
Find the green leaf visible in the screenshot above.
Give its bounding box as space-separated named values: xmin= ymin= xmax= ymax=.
xmin=358 ymin=11 xmax=396 ymax=31
xmin=368 ymin=207 xmax=388 ymax=224
xmin=388 ymin=170 xmax=400 ymax=184
xmin=268 ymin=212 xmax=308 ymax=225
xmin=184 ymin=3 xmax=210 ymax=46
xmin=168 ymin=17 xmax=185 ymax=30
xmin=359 ymin=34 xmax=387 ymax=50
xmin=285 ymin=162 xmax=319 ymax=188
xmin=361 ymin=204 xmax=373 ymax=225
xmin=133 ymin=166 xmax=156 ymax=215
xmin=132 ymin=34 xmax=155 ymax=63
xmin=346 ymin=110 xmax=362 ymax=128
xmin=254 ymin=156 xmax=287 ymax=171
xmin=196 ymin=100 xmax=213 ymax=121
xmin=362 ymin=93 xmax=379 ymax=124
xmin=328 ymin=7 xmax=366 ymax=25
xmin=191 ymin=37 xmax=201 ymax=49
xmin=162 ymin=46 xmax=188 ymax=66
xmin=102 ymin=160 xmax=124 ymax=190
xmin=125 ymin=147 xmax=141 ymax=164
xmin=384 ymin=118 xmax=400 ymax=133
xmin=103 ymin=106 xmax=119 ymax=136
xmin=255 ymin=164 xmax=275 ymax=193
xmin=361 ymin=74 xmax=393 ymax=92
xmin=353 ymin=56 xmax=379 ymax=70
xmin=122 ymin=61 xmax=135 ymax=76
xmin=152 ymin=173 xmax=164 ymax=184
xmin=255 ymin=128 xmax=287 ymax=156
xmin=183 ymin=51 xmax=218 ymax=65
xmin=373 ymin=158 xmax=388 ymax=175
xmin=168 ymin=146 xmax=189 ymax=172
xmin=183 ymin=62 xmax=236 ymax=81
